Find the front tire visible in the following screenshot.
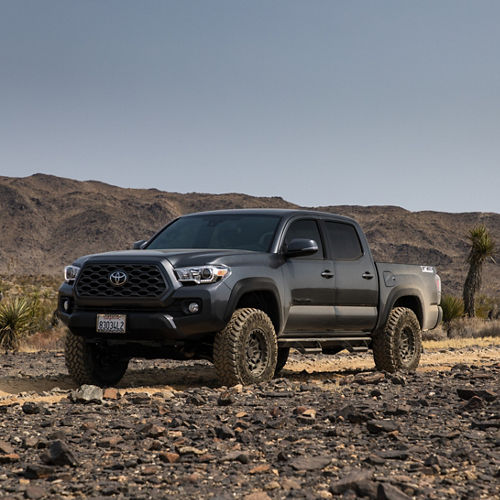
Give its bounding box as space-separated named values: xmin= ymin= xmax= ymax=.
xmin=213 ymin=308 xmax=277 ymax=386
xmin=373 ymin=307 xmax=422 ymax=373
xmin=65 ymin=330 xmax=129 ymax=387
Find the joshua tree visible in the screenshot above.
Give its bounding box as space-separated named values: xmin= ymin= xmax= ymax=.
xmin=463 ymin=225 xmax=495 ymax=317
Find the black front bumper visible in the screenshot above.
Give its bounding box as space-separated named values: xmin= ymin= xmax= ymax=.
xmin=58 ymin=281 xmax=231 ymax=343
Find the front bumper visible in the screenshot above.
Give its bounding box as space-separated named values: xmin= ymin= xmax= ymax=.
xmin=58 ymin=281 xmax=231 ymax=343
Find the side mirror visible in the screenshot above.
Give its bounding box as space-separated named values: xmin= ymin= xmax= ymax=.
xmin=284 ymin=238 xmax=318 ymax=258
xmin=132 ymin=240 xmax=147 ymax=250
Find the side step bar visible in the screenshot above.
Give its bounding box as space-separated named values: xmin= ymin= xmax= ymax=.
xmin=278 ymin=336 xmax=372 ymax=355
xmin=350 ymin=345 xmax=369 ymax=352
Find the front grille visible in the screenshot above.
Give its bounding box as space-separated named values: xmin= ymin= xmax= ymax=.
xmin=76 ymin=263 xmax=167 ymax=298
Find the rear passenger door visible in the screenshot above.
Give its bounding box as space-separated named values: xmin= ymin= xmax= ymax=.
xmin=281 ymin=218 xmax=336 ymax=334
xmin=324 ymin=221 xmax=378 ymax=332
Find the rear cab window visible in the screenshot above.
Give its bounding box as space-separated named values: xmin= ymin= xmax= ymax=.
xmin=324 ymin=221 xmax=363 ymax=260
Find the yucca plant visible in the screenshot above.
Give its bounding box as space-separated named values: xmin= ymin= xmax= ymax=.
xmin=440 ymin=295 xmax=464 ymax=323
xmin=463 ymin=225 xmax=496 ymax=317
xmin=0 ymin=298 xmax=33 ymax=351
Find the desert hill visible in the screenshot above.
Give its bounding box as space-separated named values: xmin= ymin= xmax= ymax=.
xmin=0 ymin=173 xmax=498 ymax=297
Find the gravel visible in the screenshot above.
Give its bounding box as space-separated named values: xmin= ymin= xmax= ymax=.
xmin=0 ymin=349 xmax=498 ymax=499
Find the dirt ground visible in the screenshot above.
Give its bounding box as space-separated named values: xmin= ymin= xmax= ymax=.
xmin=1 ymin=338 xmax=499 ymax=405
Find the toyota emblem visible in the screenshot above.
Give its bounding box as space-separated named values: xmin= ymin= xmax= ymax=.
xmin=109 ymin=270 xmax=128 ymax=287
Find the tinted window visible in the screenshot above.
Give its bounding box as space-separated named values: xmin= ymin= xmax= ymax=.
xmin=147 ymin=214 xmax=281 ymax=252
xmin=283 ymin=219 xmax=323 ymax=259
xmin=325 ymin=221 xmax=363 ymax=260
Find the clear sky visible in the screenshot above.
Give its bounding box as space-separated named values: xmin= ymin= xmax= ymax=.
xmin=1 ymin=1 xmax=499 ymax=213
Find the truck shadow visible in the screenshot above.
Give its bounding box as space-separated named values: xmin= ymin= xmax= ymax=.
xmin=118 ymin=363 xmax=376 ymax=390
xmin=0 ymin=363 xmax=376 ymax=397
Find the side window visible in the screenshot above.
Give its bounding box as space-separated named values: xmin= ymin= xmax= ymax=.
xmin=283 ymin=219 xmax=324 ymax=259
xmin=325 ymin=221 xmax=363 ymax=260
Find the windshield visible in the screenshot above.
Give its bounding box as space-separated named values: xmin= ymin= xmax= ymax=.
xmin=147 ymin=214 xmax=281 ymax=252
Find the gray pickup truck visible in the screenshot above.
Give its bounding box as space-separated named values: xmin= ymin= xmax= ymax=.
xmin=58 ymin=209 xmax=442 ymax=387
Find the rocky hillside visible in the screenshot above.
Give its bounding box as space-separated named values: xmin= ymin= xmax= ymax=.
xmin=0 ymin=173 xmax=499 ymax=297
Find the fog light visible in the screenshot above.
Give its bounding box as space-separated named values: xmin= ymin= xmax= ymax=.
xmin=63 ymin=299 xmax=70 ymax=312
xmin=188 ymin=302 xmax=200 ymax=314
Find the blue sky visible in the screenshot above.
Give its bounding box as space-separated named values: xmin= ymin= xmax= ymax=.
xmin=1 ymin=1 xmax=499 ymax=212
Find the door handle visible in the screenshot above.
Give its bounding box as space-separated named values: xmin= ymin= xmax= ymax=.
xmin=294 ymin=298 xmax=312 ymax=304
xmin=321 ymin=270 xmax=334 ymax=279
xmin=362 ymin=272 xmax=374 ymax=280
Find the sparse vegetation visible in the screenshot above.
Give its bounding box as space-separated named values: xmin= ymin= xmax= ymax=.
xmin=475 ymin=294 xmax=500 ymax=319
xmin=0 ymin=274 xmax=61 ymax=351
xmin=446 ymin=317 xmax=500 ymax=339
xmin=0 ymin=298 xmax=33 ymax=351
xmin=463 ymin=225 xmax=496 ymax=317
xmin=440 ymin=294 xmax=464 ymax=322
xmin=19 ymin=327 xmax=66 ymax=352
xmin=422 ymin=336 xmax=500 ymax=350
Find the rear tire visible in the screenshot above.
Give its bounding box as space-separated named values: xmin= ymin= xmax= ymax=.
xmin=373 ymin=307 xmax=422 ymax=373
xmin=65 ymin=330 xmax=129 ymax=387
xmin=213 ymin=308 xmax=277 ymax=386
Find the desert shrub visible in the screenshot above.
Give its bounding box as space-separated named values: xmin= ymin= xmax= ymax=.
xmin=27 ymin=290 xmax=58 ymax=333
xmin=0 ymin=275 xmax=65 ymax=351
xmin=422 ymin=326 xmax=447 ymax=342
xmin=0 ymin=297 xmax=34 ymax=351
xmin=446 ymin=317 xmax=500 ymax=339
xmin=0 ymin=274 xmax=59 ymax=336
xmin=20 ymin=325 xmax=67 ymax=352
xmin=441 ymin=295 xmax=464 ymax=323
xmin=475 ymin=295 xmax=499 ymax=319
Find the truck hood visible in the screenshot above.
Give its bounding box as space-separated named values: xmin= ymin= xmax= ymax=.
xmin=73 ymin=249 xmax=259 ymax=268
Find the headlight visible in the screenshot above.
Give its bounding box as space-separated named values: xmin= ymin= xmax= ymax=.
xmin=175 ymin=265 xmax=230 ymax=284
xmin=64 ymin=265 xmax=81 ymax=283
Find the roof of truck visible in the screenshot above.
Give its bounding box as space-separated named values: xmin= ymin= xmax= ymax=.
xmin=180 ymin=208 xmax=357 ymax=224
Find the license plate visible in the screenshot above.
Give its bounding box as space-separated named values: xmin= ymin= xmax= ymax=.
xmin=96 ymin=314 xmax=126 ymax=334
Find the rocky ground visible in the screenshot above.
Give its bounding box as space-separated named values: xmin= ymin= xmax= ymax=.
xmin=0 ymin=345 xmax=499 ymax=499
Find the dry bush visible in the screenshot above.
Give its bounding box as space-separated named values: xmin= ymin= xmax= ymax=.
xmin=422 ymin=326 xmax=447 ymax=342
xmin=475 ymin=294 xmax=500 ymax=319
xmin=424 ymin=316 xmax=500 ymax=341
xmin=423 ymin=336 xmax=500 ymax=350
xmin=446 ymin=317 xmax=500 ymax=339
xmin=19 ymin=325 xmax=67 ymax=352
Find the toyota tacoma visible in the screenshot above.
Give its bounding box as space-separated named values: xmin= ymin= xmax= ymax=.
xmin=58 ymin=209 xmax=442 ymax=387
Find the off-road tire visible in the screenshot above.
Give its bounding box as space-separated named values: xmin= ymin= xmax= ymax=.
xmin=213 ymin=308 xmax=277 ymax=386
xmin=65 ymin=330 xmax=129 ymax=387
xmin=274 ymin=347 xmax=290 ymax=376
xmin=373 ymin=307 xmax=422 ymax=372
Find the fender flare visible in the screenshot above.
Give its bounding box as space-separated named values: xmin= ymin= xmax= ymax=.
xmin=376 ymin=287 xmax=425 ymax=333
xmin=224 ymin=278 xmax=284 ymax=332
